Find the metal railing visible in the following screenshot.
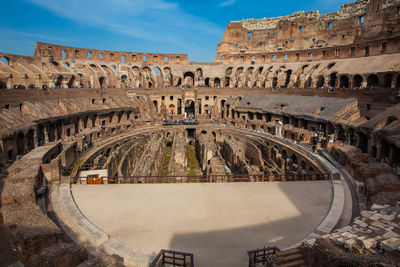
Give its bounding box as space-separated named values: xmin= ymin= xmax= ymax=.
xmin=248 ymin=246 xmax=281 ymax=267
xmin=150 ymin=249 xmax=194 ymax=267
xmin=71 ymin=173 xmax=329 ymax=185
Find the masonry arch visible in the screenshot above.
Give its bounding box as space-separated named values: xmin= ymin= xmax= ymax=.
xmin=153 ymin=67 xmax=161 ymax=75
xmin=329 ymin=73 xmax=337 ymax=87
xmin=183 ymin=72 xmax=195 ymax=87
xmin=205 ymin=78 xmax=210 ymax=87
xmin=67 ymin=76 xmax=75 ymax=88
xmin=225 ymin=67 xmax=233 ymax=76
xmin=55 ymin=75 xmax=63 ymax=88
xmin=353 ymin=75 xmax=363 ymax=88
xmin=272 ymin=77 xmax=278 ymax=88
xmin=339 ymin=75 xmax=349 ymax=88
xmin=214 ymin=78 xmax=221 ymax=87
xmin=0 ymin=56 xmax=10 ymax=66
xmin=196 ymin=68 xmax=203 ymax=80
xmin=383 ymin=73 xmax=393 ymax=88
xmin=185 ymin=99 xmax=195 ymax=115
xmin=201 ymin=104 xmax=208 ymax=115
xmin=168 ymin=104 xmax=175 ymax=115
xmin=225 ymin=77 xmax=230 ymax=87
xmin=153 ymin=100 xmax=158 ymax=113
xmin=367 ymin=74 xmax=379 ymax=87
xmin=99 ymin=77 xmax=106 ymax=88
xmin=316 ymin=76 xmax=325 ymax=88
xmin=284 ymin=70 xmax=292 ymax=87
xmin=305 ymin=77 xmax=312 ymax=88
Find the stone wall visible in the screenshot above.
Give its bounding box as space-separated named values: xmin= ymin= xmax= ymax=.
xmin=1 ymin=143 xmax=87 ymax=265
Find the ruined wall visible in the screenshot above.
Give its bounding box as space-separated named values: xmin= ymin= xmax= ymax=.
xmin=216 ymin=0 xmax=400 ymax=63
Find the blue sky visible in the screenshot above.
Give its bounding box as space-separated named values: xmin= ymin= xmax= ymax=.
xmin=0 ymin=0 xmax=349 ymax=62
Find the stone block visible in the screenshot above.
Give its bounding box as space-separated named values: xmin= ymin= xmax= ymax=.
xmin=381 ymin=238 xmax=400 ymax=251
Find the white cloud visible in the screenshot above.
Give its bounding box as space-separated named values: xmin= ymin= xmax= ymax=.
xmin=219 ymin=0 xmax=236 ymax=7
xmin=0 ymin=27 xmax=70 ymax=43
xmin=23 ymin=0 xmax=223 ymax=46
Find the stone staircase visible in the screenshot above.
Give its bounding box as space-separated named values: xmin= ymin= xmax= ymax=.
xmin=274 ymin=248 xmax=306 ymax=267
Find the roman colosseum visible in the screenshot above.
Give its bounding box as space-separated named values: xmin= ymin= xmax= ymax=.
xmin=1 ymin=0 xmax=400 ymax=266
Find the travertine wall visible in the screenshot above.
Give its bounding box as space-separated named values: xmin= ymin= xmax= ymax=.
xmin=216 ymin=0 xmax=400 ymax=63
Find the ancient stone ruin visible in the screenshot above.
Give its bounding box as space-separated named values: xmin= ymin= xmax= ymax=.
xmin=0 ymin=0 xmax=400 ymax=266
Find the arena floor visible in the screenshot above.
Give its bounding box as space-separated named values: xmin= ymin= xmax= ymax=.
xmin=72 ymin=181 xmax=332 ymax=267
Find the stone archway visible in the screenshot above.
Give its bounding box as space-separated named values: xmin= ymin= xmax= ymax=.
xmin=185 ymin=99 xmax=195 ymax=115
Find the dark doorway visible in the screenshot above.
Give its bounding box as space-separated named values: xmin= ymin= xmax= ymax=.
xmin=353 ymin=75 xmax=362 ymax=88
xmin=340 ymin=75 xmax=349 ymax=88
xmin=185 ymin=99 xmax=195 ymax=115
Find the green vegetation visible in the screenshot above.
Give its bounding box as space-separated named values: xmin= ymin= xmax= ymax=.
xmin=186 ymin=144 xmax=202 ymax=179
xmin=160 ymin=145 xmax=172 ymax=177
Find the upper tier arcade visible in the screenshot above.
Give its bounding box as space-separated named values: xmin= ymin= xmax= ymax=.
xmin=34 ymin=42 xmax=188 ymax=65
xmin=215 ymin=0 xmax=400 ymax=63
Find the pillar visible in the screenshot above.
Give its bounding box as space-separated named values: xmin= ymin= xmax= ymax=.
xmin=33 ymin=129 xmax=38 ymax=148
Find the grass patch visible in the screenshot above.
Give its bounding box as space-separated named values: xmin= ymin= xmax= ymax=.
xmin=160 ymin=145 xmax=172 ymax=177
xmin=186 ymin=144 xmax=202 ymax=180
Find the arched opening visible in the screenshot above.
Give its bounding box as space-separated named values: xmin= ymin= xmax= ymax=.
xmin=316 ymin=76 xmax=325 ymax=88
xmin=17 ymin=132 xmax=24 ymax=155
xmin=214 ymin=78 xmax=221 ymax=87
xmin=353 ymin=75 xmax=362 ymax=88
xmin=183 ymin=72 xmax=195 ymax=87
xmin=284 ymin=70 xmax=292 ymax=87
xmin=329 ymin=73 xmax=337 ymax=87
xmin=272 ymin=77 xmax=278 ymax=88
xmin=205 ymin=78 xmax=210 ymax=87
xmin=67 ymin=76 xmax=75 ymax=88
xmin=185 ymin=99 xmax=195 ymax=115
xmin=99 ymin=77 xmax=105 ymax=88
xmin=55 ymin=75 xmax=63 ymax=88
xmin=383 ymin=73 xmax=393 ymax=88
xmin=121 ymin=75 xmax=127 ymax=87
xmin=177 ymin=78 xmax=182 ymax=87
xmin=225 ymin=77 xmax=230 ymax=87
xmin=153 ymin=67 xmax=161 ymax=75
xmin=367 ymin=74 xmax=379 ymax=88
xmin=290 ymin=154 xmax=298 ymax=165
xmin=1 ymin=56 xmax=10 ymax=66
xmin=153 ymin=100 xmax=158 ymax=113
xmin=204 ymin=104 xmax=209 ymax=115
xmin=168 ymin=104 xmax=175 ymax=116
xmin=339 ymin=75 xmax=349 ymax=88
xmin=226 ymin=67 xmax=233 ymax=76
xmin=305 ymin=77 xmax=312 ymax=88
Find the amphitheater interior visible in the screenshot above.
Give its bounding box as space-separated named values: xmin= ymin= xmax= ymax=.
xmin=1 ymin=0 xmax=400 ymax=266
